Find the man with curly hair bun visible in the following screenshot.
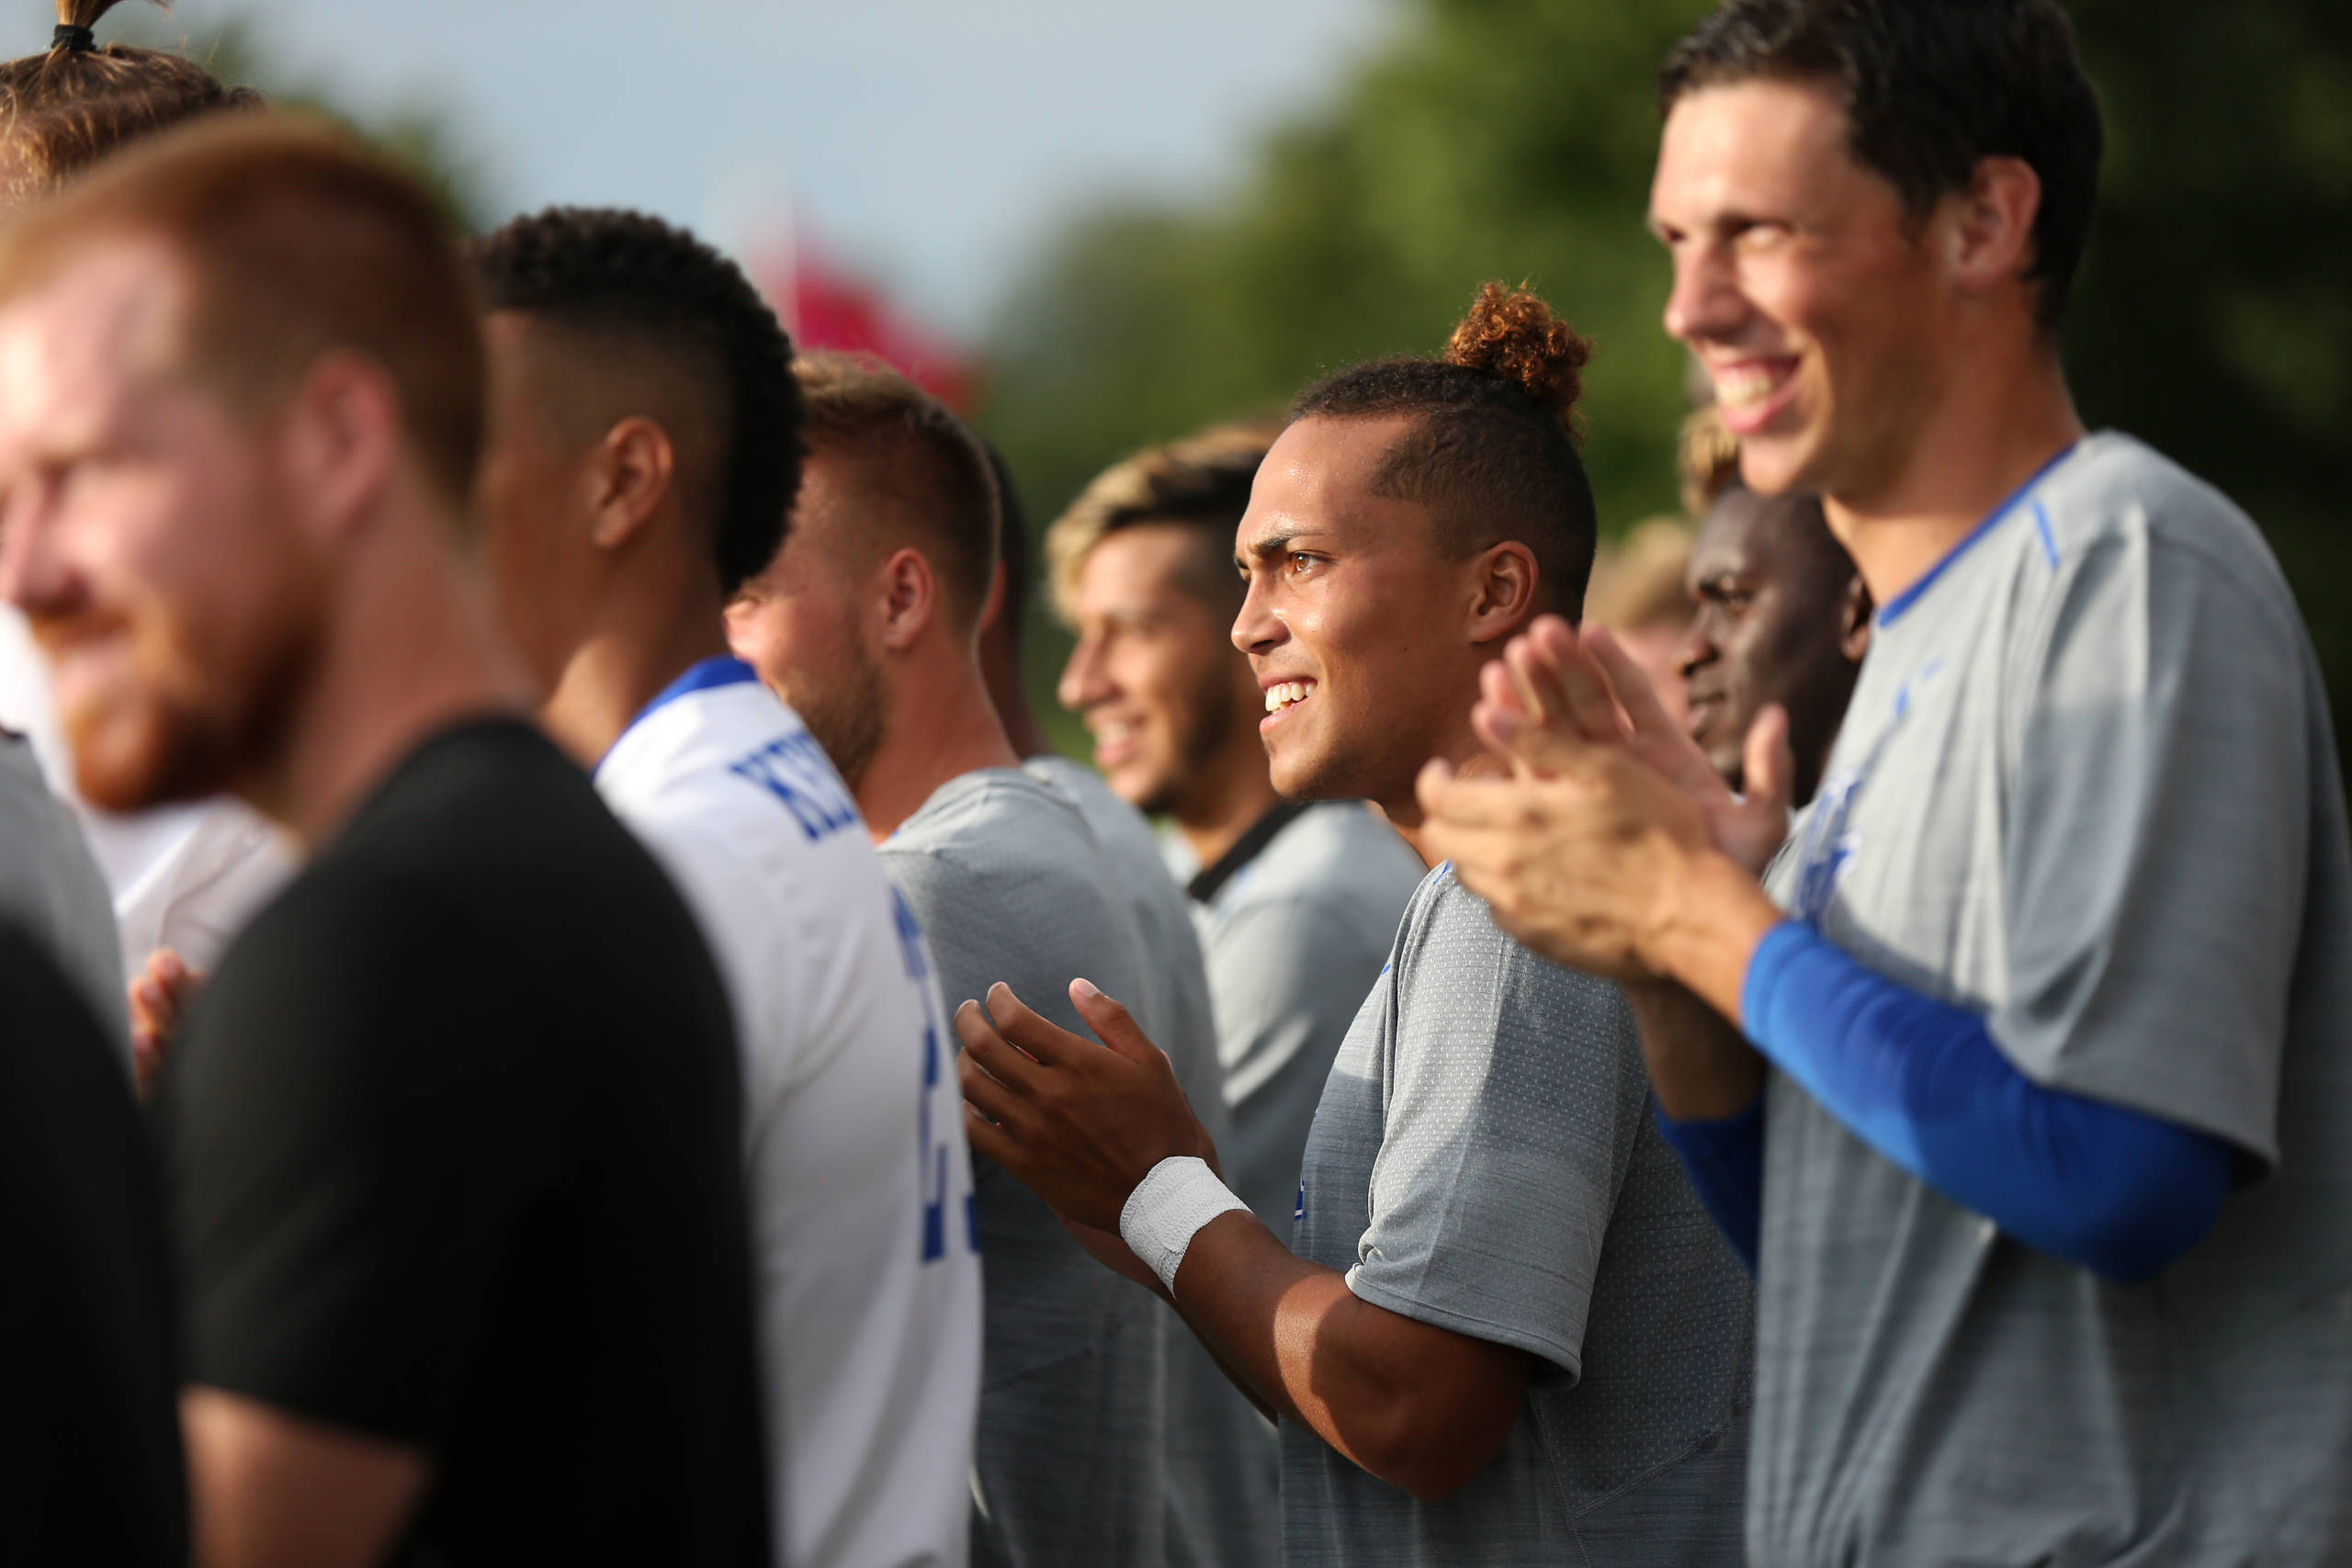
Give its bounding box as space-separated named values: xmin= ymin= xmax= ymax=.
xmin=472 ymin=207 xmax=981 ymax=1568
xmin=952 ymin=285 xmax=1751 ymax=1568
xmin=1046 ymin=421 xmax=1423 ymax=1242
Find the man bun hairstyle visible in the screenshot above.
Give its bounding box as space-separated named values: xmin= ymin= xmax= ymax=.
xmin=1661 ymin=0 xmax=2103 ymax=328
xmin=1 ymin=1 xmax=262 ymax=204
xmin=1292 ymin=282 xmax=1600 ymax=620
xmin=1046 ymin=417 xmax=1282 ymax=626
xmin=1443 ymin=284 xmax=1591 ymax=438
xmin=472 ymin=208 xmax=801 ymax=598
xmin=796 ymin=352 xmax=999 ymax=628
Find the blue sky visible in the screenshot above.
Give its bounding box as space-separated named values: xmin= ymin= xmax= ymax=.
xmin=143 ymin=0 xmax=1390 ymax=338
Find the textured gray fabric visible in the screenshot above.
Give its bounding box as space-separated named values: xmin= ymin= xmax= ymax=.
xmin=1023 ymin=755 xmax=1276 ymax=1568
xmin=885 ymin=769 xmax=1168 ymax=1568
xmin=1023 ymin=757 xmax=1222 ymax=1120
xmin=0 ymin=733 xmax=125 ymax=1054
xmin=1755 ymin=433 xmax=2352 ymax=1566
xmin=1168 ymin=802 xmax=1425 ymax=1234
xmin=1285 ymin=865 xmax=1752 ymax=1568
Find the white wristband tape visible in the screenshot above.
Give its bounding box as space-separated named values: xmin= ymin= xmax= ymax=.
xmin=1120 ymin=1156 xmax=1249 ymax=1293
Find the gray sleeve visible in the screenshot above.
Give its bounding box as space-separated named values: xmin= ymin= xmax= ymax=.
xmin=1991 ymin=531 xmax=2309 ymax=1164
xmin=1208 ymin=897 xmax=1393 ymax=1231
xmin=1347 ymin=889 xmax=1645 ymax=1376
xmin=0 ymin=740 xmax=127 ymax=1052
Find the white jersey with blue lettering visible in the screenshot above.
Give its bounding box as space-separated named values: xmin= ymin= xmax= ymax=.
xmin=597 ymin=658 xmax=982 ymax=1568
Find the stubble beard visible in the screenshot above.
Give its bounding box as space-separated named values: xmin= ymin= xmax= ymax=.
xmin=1131 ymin=661 xmax=1236 ymax=819
xmin=787 ymin=635 xmax=890 ymax=796
xmin=59 ymin=596 xmax=322 ymax=817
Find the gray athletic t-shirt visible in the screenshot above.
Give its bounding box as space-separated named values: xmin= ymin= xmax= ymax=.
xmin=0 ymin=733 xmax=125 ymax=1053
xmin=1167 ymin=801 xmax=1426 ymax=1234
xmin=1287 ymin=864 xmax=1751 ymax=1568
xmin=1022 ymin=755 xmax=1274 ymax=1568
xmin=884 ymin=769 xmax=1168 ymax=1568
xmin=1755 ymin=433 xmax=2352 ymax=1566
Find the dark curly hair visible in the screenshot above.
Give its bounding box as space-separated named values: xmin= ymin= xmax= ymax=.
xmin=1661 ymin=0 xmax=2102 ymax=329
xmin=1291 ymin=282 xmax=1600 ymax=620
xmin=472 ymin=206 xmax=801 ymax=596
xmin=1 ymin=1 xmax=264 ymax=207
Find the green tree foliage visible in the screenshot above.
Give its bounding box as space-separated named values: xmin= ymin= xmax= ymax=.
xmin=982 ymin=0 xmax=2352 ymax=752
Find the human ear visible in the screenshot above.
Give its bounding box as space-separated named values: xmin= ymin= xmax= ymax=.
xmin=586 ymin=416 xmax=674 ymax=552
xmin=876 ymin=547 xmax=938 ymax=652
xmin=1946 ymin=155 xmax=2042 ymax=300
xmin=1838 ymin=574 xmax=1872 ymax=662
xmin=1467 ymin=540 xmax=1541 ymax=646
xmin=284 ymin=350 xmax=401 ymax=541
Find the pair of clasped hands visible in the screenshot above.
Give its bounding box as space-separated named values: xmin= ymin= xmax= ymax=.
xmin=954 ymin=614 xmax=1798 ymax=1273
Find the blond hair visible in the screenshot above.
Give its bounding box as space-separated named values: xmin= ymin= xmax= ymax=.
xmin=1045 ymin=416 xmax=1281 ymax=626
xmin=1678 ymin=403 xmax=1743 ymax=517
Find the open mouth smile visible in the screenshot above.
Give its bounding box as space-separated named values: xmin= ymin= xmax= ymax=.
xmin=1261 ymin=679 xmax=1315 ymax=729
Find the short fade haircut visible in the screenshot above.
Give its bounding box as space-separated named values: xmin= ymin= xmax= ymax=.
xmin=794 ymin=352 xmax=999 ymax=626
xmin=1292 ymin=282 xmax=1600 ymax=621
xmin=1046 ymin=418 xmax=1282 ymax=627
xmin=0 ymin=0 xmax=263 ymax=206
xmin=472 ymin=208 xmax=801 ymax=597
xmin=0 ymin=112 xmax=484 ymax=506
xmin=1661 ymin=0 xmax=2103 ymax=328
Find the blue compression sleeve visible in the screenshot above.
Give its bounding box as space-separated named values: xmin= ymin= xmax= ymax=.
xmin=1742 ymin=922 xmax=2231 ymax=1282
xmin=1654 ymin=1099 xmax=1763 ymax=1275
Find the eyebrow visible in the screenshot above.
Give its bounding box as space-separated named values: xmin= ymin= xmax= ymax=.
xmin=1234 ymin=531 xmax=1303 ymax=574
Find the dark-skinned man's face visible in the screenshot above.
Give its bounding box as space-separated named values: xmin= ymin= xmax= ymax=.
xmin=1679 ymin=484 xmax=1866 ymax=804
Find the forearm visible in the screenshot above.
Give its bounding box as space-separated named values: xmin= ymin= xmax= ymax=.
xmin=183 ymin=1389 xmax=429 ymax=1568
xmin=1167 ymin=1213 xmax=1525 ymax=1497
xmin=1167 ymin=1213 xmax=1363 ymax=1443
xmin=1646 ymin=848 xmax=1784 ymax=1021
xmin=1625 ymin=978 xmax=1764 ymax=1121
xmin=1741 ymin=922 xmax=2232 ymax=1280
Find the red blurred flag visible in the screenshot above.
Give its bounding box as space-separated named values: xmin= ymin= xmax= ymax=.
xmin=752 ymin=234 xmax=978 ymax=413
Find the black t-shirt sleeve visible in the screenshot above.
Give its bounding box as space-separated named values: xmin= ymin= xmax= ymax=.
xmin=163 ymin=867 xmax=563 ymax=1445
xmin=0 ymin=923 xmax=185 ymax=1568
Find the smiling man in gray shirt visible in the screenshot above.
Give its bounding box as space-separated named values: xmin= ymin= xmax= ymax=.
xmin=1419 ymin=5 xmax=2352 ymax=1564
xmin=954 ymin=285 xmax=1752 ymax=1568
xmin=1046 ymin=423 xmax=1425 ymax=1236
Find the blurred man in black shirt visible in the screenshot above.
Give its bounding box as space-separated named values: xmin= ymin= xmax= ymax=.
xmin=0 ymin=921 xmax=181 ymax=1568
xmin=0 ymin=117 xmax=766 ymax=1568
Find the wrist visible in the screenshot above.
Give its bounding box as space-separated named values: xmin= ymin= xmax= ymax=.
xmin=1119 ymin=1156 xmax=1249 ymax=1294
xmin=1645 ymin=847 xmax=1782 ymax=1019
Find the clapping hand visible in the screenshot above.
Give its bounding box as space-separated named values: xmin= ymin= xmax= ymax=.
xmin=956 ymin=978 xmax=1219 ymax=1235
xmin=1416 ymin=616 xmax=1793 ymax=979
